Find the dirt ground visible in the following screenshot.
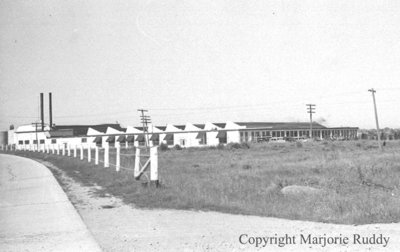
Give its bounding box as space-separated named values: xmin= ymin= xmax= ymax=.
xmin=41 ymin=160 xmax=400 ymax=252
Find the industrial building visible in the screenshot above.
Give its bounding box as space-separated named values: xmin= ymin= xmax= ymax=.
xmin=5 ymin=121 xmax=358 ymax=150
xmin=1 ymin=92 xmax=359 ymax=150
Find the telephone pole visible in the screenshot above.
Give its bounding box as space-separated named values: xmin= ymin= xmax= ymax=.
xmin=306 ymin=104 xmax=316 ymax=139
xmin=32 ymin=122 xmax=41 ymax=150
xmin=138 ymin=109 xmax=151 ymax=147
xmin=368 ymin=89 xmax=382 ymax=150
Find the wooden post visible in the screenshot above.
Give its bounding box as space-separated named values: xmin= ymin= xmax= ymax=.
xmin=74 ymin=145 xmax=77 ymax=158
xmin=88 ymin=146 xmax=91 ymax=162
xmin=5 ymin=145 xmax=8 ymax=151
xmin=134 ymin=148 xmax=140 ymax=177
xmin=67 ymin=144 xmax=71 ymax=156
xmin=80 ymin=145 xmax=83 ymax=160
xmin=150 ymin=146 xmax=158 ymax=184
xmin=116 ymin=145 xmax=120 ymax=172
xmin=104 ymin=144 xmax=109 ymax=168
xmin=125 ymin=141 xmax=128 ymax=149
xmin=56 ymin=145 xmax=60 ymax=155
xmin=95 ymin=146 xmax=99 ymax=165
xmin=62 ymin=144 xmax=66 ymax=156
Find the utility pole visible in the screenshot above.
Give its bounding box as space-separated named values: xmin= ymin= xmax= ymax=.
xmin=306 ymin=104 xmax=316 ymax=139
xmin=138 ymin=109 xmax=151 ymax=147
xmin=32 ymin=122 xmax=41 ymax=150
xmin=368 ymin=88 xmax=382 ymax=150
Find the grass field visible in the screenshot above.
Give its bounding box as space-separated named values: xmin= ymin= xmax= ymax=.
xmin=4 ymin=140 xmax=400 ymax=225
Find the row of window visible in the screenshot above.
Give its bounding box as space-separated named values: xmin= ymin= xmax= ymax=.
xmin=239 ymin=130 xmax=357 ymax=142
xmin=18 ymin=139 xmax=48 ymax=145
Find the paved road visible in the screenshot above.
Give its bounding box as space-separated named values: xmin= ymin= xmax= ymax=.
xmin=0 ymin=154 xmax=102 ymax=252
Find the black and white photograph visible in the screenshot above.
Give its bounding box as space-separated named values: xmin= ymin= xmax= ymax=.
xmin=1 ymin=0 xmax=400 ymax=251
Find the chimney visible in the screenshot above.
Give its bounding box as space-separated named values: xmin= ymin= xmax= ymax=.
xmin=40 ymin=93 xmax=44 ymax=131
xmin=49 ymin=92 xmax=53 ymax=128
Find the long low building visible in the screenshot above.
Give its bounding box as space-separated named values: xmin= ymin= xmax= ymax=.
xmin=5 ymin=121 xmax=358 ymax=150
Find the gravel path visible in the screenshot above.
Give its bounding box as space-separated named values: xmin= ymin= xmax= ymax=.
xmin=42 ymin=160 xmax=400 ymax=252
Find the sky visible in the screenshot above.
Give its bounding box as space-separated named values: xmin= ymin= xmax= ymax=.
xmin=1 ymin=0 xmax=400 ymax=130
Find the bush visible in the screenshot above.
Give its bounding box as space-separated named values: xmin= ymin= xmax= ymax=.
xmin=173 ymin=144 xmax=182 ymax=150
xmin=296 ymin=142 xmax=303 ymax=148
xmin=227 ymin=142 xmax=250 ymax=150
xmin=217 ymin=143 xmax=225 ymax=150
xmin=159 ymin=143 xmax=169 ymax=151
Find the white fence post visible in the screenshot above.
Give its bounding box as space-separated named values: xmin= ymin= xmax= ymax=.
xmin=125 ymin=141 xmax=128 ymax=149
xmin=67 ymin=144 xmax=71 ymax=156
xmin=51 ymin=144 xmax=55 ymax=154
xmin=62 ymin=144 xmax=66 ymax=156
xmin=56 ymin=145 xmax=60 ymax=155
xmin=104 ymin=144 xmax=109 ymax=168
xmin=150 ymin=146 xmax=158 ymax=183
xmin=46 ymin=145 xmax=50 ymax=153
xmin=5 ymin=145 xmax=8 ymax=151
xmin=116 ymin=145 xmax=120 ymax=172
xmin=88 ymin=146 xmax=91 ymax=162
xmin=95 ymin=146 xmax=99 ymax=165
xmin=134 ymin=148 xmax=140 ymax=177
xmin=80 ymin=145 xmax=83 ymax=160
xmin=74 ymin=145 xmax=77 ymax=158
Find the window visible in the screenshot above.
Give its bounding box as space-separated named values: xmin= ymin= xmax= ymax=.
xmin=40 ymin=139 xmax=45 ymax=144
xmin=24 ymin=140 xmax=29 ymax=144
xmin=81 ymin=138 xmax=87 ymax=143
xmin=51 ymin=139 xmax=57 ymax=144
xmin=219 ymin=136 xmax=227 ymax=144
xmin=165 ymin=135 xmax=174 ymax=146
xmin=179 ymin=139 xmax=186 ymax=146
xmin=199 ymin=134 xmax=207 ymax=145
xmin=18 ymin=140 xmax=23 ymax=145
xmin=33 ymin=140 xmax=37 ymax=144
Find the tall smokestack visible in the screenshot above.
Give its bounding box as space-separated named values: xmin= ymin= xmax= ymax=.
xmin=40 ymin=93 xmax=44 ymax=131
xmin=49 ymin=92 xmax=53 ymax=129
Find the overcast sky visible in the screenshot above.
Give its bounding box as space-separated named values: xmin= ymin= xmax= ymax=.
xmin=1 ymin=0 xmax=400 ymax=130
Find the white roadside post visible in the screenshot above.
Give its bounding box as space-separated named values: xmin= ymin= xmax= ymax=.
xmin=134 ymin=148 xmax=140 ymax=177
xmin=73 ymin=145 xmax=77 ymax=158
xmin=95 ymin=146 xmax=99 ymax=165
xmin=67 ymin=144 xmax=71 ymax=156
xmin=62 ymin=144 xmax=66 ymax=156
xmin=104 ymin=144 xmax=109 ymax=168
xmin=88 ymin=146 xmax=91 ymax=162
xmin=51 ymin=144 xmax=55 ymax=154
xmin=46 ymin=145 xmax=50 ymax=154
xmin=150 ymin=146 xmax=159 ymax=185
xmin=5 ymin=145 xmax=8 ymax=151
xmin=56 ymin=145 xmax=60 ymax=155
xmin=80 ymin=145 xmax=83 ymax=160
xmin=116 ymin=144 xmax=120 ymax=172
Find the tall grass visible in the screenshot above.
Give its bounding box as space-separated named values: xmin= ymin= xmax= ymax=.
xmin=5 ymin=140 xmax=400 ymax=225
